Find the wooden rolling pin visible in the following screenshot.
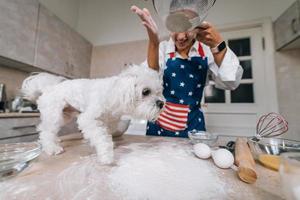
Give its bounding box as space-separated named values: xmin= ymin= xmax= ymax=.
xmin=235 ymin=138 xmax=258 ymax=184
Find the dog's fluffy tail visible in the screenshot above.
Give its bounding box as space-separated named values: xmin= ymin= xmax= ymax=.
xmin=21 ymin=72 xmax=67 ymax=102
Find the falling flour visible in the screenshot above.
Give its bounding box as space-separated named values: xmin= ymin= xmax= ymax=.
xmin=0 ymin=141 xmax=228 ymax=200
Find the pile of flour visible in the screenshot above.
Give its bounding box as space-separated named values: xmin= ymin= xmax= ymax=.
xmin=109 ymin=142 xmax=227 ymax=200
xmin=0 ymin=141 xmax=228 ymax=200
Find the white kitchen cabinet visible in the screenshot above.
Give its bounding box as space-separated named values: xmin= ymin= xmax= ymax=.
xmin=35 ymin=5 xmax=92 ymax=78
xmin=0 ymin=2 xmax=92 ymax=78
xmin=0 ymin=115 xmax=79 ymax=144
xmin=0 ymin=117 xmax=39 ymax=144
xmin=0 ymin=134 xmax=39 ymax=144
xmin=274 ymin=0 xmax=300 ymax=50
xmin=34 ymin=5 xmax=69 ymax=76
xmin=0 ymin=0 xmax=39 ymax=65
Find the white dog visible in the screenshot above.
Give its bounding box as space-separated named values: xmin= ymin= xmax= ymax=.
xmin=21 ymin=65 xmax=165 ymax=164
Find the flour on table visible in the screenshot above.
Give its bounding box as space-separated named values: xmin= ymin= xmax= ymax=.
xmin=109 ymin=142 xmax=227 ymax=200
xmin=0 ymin=141 xmax=228 ymax=200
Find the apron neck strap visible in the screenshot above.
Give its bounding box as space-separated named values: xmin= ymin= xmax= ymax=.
xmin=169 ymin=52 xmax=175 ymax=59
xmin=168 ymin=42 xmax=205 ymax=59
xmin=198 ymin=42 xmax=205 ymax=58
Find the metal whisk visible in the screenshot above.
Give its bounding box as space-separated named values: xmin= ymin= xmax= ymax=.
xmin=256 ymin=112 xmax=288 ymax=139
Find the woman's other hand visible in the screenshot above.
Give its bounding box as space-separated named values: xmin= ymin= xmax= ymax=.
xmin=194 ymin=21 xmax=223 ymax=48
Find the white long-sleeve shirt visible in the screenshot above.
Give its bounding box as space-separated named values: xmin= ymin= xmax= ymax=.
xmin=143 ymin=38 xmax=243 ymax=90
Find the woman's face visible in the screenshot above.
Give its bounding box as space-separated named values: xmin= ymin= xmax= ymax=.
xmin=171 ymin=31 xmax=196 ymax=51
xmin=169 ymin=9 xmax=198 ymax=51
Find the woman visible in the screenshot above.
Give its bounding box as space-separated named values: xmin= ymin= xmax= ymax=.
xmin=131 ymin=5 xmax=243 ymax=138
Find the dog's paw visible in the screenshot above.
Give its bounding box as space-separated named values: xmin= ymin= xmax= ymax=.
xmin=43 ymin=144 xmax=64 ymax=155
xmin=56 ymin=138 xmax=62 ymax=142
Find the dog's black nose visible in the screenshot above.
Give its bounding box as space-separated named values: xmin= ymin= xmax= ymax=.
xmin=156 ymin=100 xmax=164 ymax=109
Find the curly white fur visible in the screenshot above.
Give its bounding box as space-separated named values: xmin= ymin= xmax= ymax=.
xmin=21 ymin=65 xmax=164 ymax=164
xmin=21 ymin=72 xmax=67 ymax=102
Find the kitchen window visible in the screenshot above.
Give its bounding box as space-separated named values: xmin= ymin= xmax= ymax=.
xmin=205 ymin=37 xmax=255 ymax=104
xmin=202 ymin=26 xmax=271 ymax=136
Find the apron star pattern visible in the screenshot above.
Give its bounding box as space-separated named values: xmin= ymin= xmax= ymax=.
xmin=147 ymin=43 xmax=208 ymax=138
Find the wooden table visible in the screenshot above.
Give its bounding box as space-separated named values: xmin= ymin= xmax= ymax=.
xmin=0 ymin=133 xmax=285 ymax=200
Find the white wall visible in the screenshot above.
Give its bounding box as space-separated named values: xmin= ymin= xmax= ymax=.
xmin=39 ymin=0 xmax=80 ymax=29
xmin=76 ymin=0 xmax=295 ymax=46
xmin=39 ymin=0 xmax=295 ymax=46
xmin=207 ymin=0 xmax=295 ymax=26
xmin=76 ymin=0 xmax=166 ymax=46
xmin=275 ymin=49 xmax=300 ymax=140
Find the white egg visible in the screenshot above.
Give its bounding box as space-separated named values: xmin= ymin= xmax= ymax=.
xmin=193 ymin=143 xmax=211 ymax=159
xmin=212 ymin=149 xmax=234 ymax=169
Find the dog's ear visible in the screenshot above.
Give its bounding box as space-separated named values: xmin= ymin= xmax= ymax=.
xmin=120 ymin=63 xmax=159 ymax=79
xmin=113 ymin=75 xmax=136 ymax=110
xmin=120 ymin=64 xmax=140 ymax=78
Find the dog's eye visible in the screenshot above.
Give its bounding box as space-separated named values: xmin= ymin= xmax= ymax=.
xmin=142 ymin=88 xmax=151 ymax=96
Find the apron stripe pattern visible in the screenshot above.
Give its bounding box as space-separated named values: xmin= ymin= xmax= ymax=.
xmin=157 ymin=102 xmax=189 ymax=132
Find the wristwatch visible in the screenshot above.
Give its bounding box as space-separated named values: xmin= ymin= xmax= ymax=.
xmin=211 ymin=41 xmax=227 ymax=54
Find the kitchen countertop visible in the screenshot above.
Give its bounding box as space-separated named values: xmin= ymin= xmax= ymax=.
xmin=0 ymin=133 xmax=285 ymax=200
xmin=0 ymin=112 xmax=40 ymax=118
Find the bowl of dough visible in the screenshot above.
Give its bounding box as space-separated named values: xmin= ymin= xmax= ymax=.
xmin=111 ymin=119 xmax=131 ymax=137
xmin=188 ymin=130 xmax=218 ymax=147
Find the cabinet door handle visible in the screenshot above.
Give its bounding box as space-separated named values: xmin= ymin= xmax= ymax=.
xmin=12 ymin=125 xmax=36 ymax=130
xmin=291 ymin=18 xmax=298 ymax=34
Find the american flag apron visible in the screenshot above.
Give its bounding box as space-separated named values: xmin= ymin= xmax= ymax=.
xmin=157 ymin=102 xmax=189 ymax=132
xmin=146 ymin=42 xmax=208 ymax=137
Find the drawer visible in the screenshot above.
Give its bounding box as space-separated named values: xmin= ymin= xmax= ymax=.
xmin=0 ymin=117 xmax=79 ymax=140
xmin=0 ymin=134 xmax=39 ymax=144
xmin=0 ymin=117 xmax=40 ymax=139
xmin=274 ymin=0 xmax=300 ymax=50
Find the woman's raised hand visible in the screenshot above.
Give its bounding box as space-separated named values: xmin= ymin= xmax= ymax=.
xmin=131 ymin=5 xmax=159 ymax=45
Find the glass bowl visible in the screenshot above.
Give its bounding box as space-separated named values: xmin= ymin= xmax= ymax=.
xmin=248 ymin=137 xmax=300 ymax=171
xmin=188 ymin=130 xmax=218 ymax=147
xmin=0 ymin=142 xmax=42 ymax=179
xmin=248 ymin=137 xmax=300 ymax=158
